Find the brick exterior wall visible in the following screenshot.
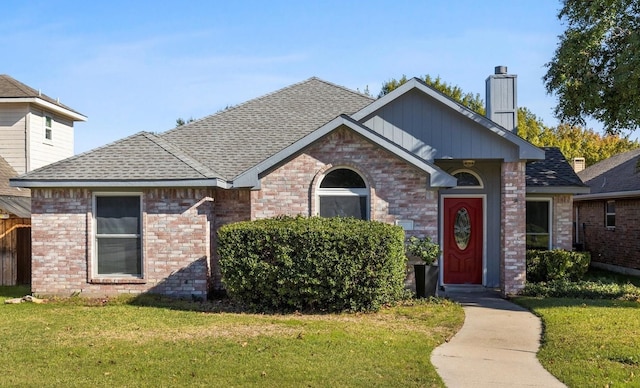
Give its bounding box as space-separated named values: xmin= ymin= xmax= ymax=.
xmin=210 ymin=188 xmax=252 ymax=290
xmin=501 ymin=162 xmax=526 ymax=295
xmin=31 ymin=188 xmax=214 ymax=297
xmin=29 ymin=127 xmax=541 ymax=297
xmin=575 ymin=198 xmax=640 ymax=270
xmin=251 ymin=127 xmax=439 ymax=236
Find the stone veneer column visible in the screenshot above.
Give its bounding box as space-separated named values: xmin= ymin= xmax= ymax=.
xmin=500 ymin=161 xmax=526 ymax=295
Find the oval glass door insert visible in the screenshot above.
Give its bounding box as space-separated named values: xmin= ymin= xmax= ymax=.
xmin=454 ymin=207 xmax=471 ymax=250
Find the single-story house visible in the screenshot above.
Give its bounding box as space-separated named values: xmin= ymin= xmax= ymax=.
xmin=12 ymin=67 xmax=587 ymax=298
xmin=574 ymin=148 xmax=640 ymax=276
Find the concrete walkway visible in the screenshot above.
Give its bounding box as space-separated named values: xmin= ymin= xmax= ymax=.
xmin=431 ymin=291 xmax=566 ymax=388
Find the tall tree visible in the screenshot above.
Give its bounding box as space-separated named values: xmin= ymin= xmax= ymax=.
xmin=544 ymin=0 xmax=640 ymax=134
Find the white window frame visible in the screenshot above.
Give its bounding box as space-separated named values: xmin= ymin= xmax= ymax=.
xmin=92 ymin=192 xmax=143 ymax=279
xmin=316 ymin=167 xmax=370 ymax=220
xmin=605 ymin=200 xmax=616 ymax=229
xmin=451 ymin=169 xmax=484 ymax=189
xmin=44 ymin=114 xmax=53 ymax=142
xmin=525 ymin=197 xmax=553 ymax=250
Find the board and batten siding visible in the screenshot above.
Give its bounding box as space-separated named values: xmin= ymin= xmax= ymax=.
xmin=360 ymin=89 xmax=520 ymax=162
xmin=28 ymin=107 xmax=74 ymax=171
xmin=0 ymin=103 xmax=29 ymax=174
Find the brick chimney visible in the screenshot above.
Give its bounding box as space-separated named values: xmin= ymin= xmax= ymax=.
xmin=572 ymin=157 xmax=586 ymax=173
xmin=486 ymin=66 xmax=518 ymax=133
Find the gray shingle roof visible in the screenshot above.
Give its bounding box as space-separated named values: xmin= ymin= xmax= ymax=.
xmin=0 ymin=74 xmax=84 ymax=117
xmin=0 ymin=156 xmax=29 ymax=197
xmin=0 ymin=156 xmax=30 ymax=217
xmin=13 ymin=132 xmax=222 ymax=182
xmin=14 ymin=77 xmax=374 ymax=184
xmin=577 ymin=148 xmax=640 ymax=194
xmin=526 ymin=147 xmax=587 ymax=188
xmin=160 ymin=77 xmax=375 ymax=180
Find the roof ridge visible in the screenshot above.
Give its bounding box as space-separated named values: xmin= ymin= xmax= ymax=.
xmin=141 ymin=133 xmax=222 ymax=178
xmin=307 ymin=77 xmax=376 ymax=102
xmin=162 ymin=77 xmax=374 ymax=136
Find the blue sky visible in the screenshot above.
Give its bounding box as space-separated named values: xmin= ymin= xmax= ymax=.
xmin=3 ymin=1 xmax=575 ymax=154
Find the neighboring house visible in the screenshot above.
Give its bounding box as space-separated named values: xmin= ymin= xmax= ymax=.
xmin=526 ymin=147 xmax=589 ymax=251
xmin=574 ymin=148 xmax=640 ymax=276
xmin=0 ymin=75 xmax=86 ymax=285
xmin=0 ymin=75 xmax=87 ymax=174
xmin=12 ymin=67 xmax=586 ymax=298
xmin=0 ymin=156 xmax=31 ymax=285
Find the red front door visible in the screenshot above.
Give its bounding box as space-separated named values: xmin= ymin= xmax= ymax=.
xmin=443 ymin=197 xmax=483 ymax=284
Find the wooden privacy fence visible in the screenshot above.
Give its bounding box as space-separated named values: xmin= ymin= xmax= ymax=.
xmin=0 ymin=218 xmax=31 ymax=286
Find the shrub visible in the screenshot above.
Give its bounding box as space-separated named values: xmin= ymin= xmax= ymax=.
xmin=217 ymin=216 xmax=407 ymax=312
xmin=522 ymin=279 xmax=640 ymax=301
xmin=526 ymin=249 xmax=591 ymax=282
xmin=405 ymin=236 xmax=440 ymax=265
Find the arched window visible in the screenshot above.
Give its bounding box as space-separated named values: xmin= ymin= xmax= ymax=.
xmin=452 ymin=169 xmax=484 ymax=189
xmin=317 ymin=168 xmax=369 ymax=220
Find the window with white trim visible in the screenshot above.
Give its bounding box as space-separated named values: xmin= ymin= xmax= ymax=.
xmin=94 ymin=194 xmax=142 ymax=277
xmin=606 ymin=200 xmax=615 ymax=228
xmin=44 ymin=115 xmax=53 ymax=141
xmin=318 ymin=168 xmax=369 ymax=220
xmin=526 ymin=199 xmax=552 ymax=249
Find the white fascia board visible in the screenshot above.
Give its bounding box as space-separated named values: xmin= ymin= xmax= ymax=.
xmin=1 ymin=97 xmax=87 ymax=121
xmin=526 ymin=186 xmax=591 ymax=194
xmin=233 ymin=115 xmax=456 ymax=189
xmin=9 ymin=178 xmax=231 ymax=189
xmin=573 ymin=190 xmax=640 ymax=201
xmin=351 ymin=78 xmax=545 ymax=161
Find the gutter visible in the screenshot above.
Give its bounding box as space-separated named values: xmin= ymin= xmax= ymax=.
xmin=9 ymin=178 xmax=233 ymax=189
xmin=1 ymin=98 xmax=87 ymax=121
xmin=573 ymin=190 xmax=640 ymax=201
xmin=526 ymin=186 xmax=590 ymax=194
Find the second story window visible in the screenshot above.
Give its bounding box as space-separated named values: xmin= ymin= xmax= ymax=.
xmin=45 ymin=115 xmax=53 ymax=141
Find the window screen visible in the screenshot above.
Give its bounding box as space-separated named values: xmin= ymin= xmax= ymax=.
xmin=95 ymin=196 xmax=141 ymax=277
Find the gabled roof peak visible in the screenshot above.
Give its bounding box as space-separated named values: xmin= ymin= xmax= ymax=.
xmin=164 ymin=77 xmax=374 ymax=134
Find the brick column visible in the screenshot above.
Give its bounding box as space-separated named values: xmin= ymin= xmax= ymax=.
xmin=553 ymin=194 xmax=574 ymax=250
xmin=501 ymin=162 xmax=526 ymax=295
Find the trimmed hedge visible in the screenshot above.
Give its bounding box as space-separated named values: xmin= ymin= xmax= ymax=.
xmin=526 ymin=249 xmax=591 ymax=282
xmin=217 ymin=216 xmax=407 ymax=312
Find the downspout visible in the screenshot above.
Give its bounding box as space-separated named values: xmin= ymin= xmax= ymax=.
xmin=574 ymin=207 xmax=579 ymax=244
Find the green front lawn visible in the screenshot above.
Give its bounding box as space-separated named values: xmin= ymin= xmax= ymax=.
xmin=516 ymin=270 xmax=640 ymax=387
xmin=0 ymin=289 xmax=463 ymax=387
